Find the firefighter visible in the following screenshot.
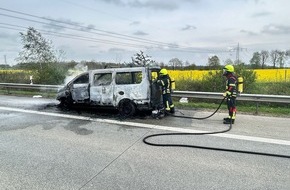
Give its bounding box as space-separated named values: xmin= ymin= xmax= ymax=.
xmin=156 ymin=68 xmax=175 ymax=114
xmin=222 ymin=65 xmax=237 ymax=124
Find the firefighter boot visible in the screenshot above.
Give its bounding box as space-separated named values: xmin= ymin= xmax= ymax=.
xmin=223 ymin=118 xmax=235 ymax=124
xmin=223 ymin=117 xmax=230 ymax=121
xmin=170 ymin=107 xmax=175 ymax=114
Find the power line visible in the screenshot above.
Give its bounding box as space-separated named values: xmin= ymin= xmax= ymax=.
xmin=0 ymin=22 xmax=228 ymax=55
xmin=0 ymin=7 xmax=177 ymax=47
xmin=0 ymin=12 xmax=160 ymax=46
xmin=0 ymin=23 xmax=152 ymax=49
xmin=0 ymin=7 xmax=230 ymax=54
xmin=59 ymin=0 xmax=134 ymax=23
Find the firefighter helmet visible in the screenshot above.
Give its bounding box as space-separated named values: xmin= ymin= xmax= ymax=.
xmin=159 ymin=68 xmax=168 ymax=75
xmin=223 ymin=65 xmax=234 ymax=75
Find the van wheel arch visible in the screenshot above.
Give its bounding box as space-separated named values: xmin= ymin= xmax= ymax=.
xmin=118 ymin=99 xmax=136 ymax=117
xmin=59 ymin=96 xmax=73 ymax=108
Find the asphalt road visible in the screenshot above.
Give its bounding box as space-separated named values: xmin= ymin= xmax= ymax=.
xmin=0 ymin=95 xmax=289 ymax=190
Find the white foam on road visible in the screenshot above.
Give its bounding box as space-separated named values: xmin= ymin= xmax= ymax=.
xmin=1 ymin=106 xmax=290 ymax=146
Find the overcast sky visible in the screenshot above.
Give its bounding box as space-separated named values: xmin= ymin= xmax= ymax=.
xmin=0 ymin=0 xmax=290 ymax=66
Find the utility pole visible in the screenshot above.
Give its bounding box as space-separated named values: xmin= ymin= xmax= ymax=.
xmin=235 ymin=43 xmax=247 ymax=64
xmin=228 ymin=43 xmax=247 ymax=64
xmin=236 ymin=43 xmax=240 ymax=63
xmin=4 ymin=55 xmax=7 ymax=65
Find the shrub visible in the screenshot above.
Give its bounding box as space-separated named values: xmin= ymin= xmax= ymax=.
xmin=29 ymin=62 xmax=67 ymax=85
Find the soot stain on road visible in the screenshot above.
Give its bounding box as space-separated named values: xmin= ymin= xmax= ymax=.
xmin=53 ymin=103 xmax=153 ymax=120
xmin=64 ymin=120 xmax=93 ymax=135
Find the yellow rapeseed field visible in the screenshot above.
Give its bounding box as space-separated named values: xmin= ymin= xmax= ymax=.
xmin=168 ymin=70 xmax=213 ymax=81
xmin=0 ymin=70 xmax=31 ymax=74
xmin=1 ymin=69 xmax=290 ymax=83
xmin=254 ymin=69 xmax=290 ymax=82
xmin=0 ymin=70 xmax=34 ymax=83
xmin=168 ymin=69 xmax=290 ymax=82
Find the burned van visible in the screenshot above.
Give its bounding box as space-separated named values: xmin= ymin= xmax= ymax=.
xmin=56 ymin=66 xmax=162 ymax=116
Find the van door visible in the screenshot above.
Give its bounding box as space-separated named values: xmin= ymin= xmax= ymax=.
xmin=71 ymin=73 xmax=90 ymax=103
xmin=149 ymin=69 xmax=162 ymax=108
xmin=90 ymin=72 xmax=114 ymax=106
xmin=114 ymin=70 xmax=149 ymax=104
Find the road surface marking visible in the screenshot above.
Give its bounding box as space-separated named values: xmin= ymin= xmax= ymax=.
xmin=1 ymin=106 xmax=290 ymax=146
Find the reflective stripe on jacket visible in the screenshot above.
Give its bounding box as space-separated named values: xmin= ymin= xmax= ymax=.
xmin=157 ymin=75 xmax=171 ymax=94
xmin=225 ymin=75 xmax=237 ymax=97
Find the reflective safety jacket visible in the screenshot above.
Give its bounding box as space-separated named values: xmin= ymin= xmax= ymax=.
xmin=225 ymin=74 xmax=237 ymax=98
xmin=157 ymin=75 xmax=172 ymax=94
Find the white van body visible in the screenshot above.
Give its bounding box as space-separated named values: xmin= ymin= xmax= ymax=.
xmin=57 ymin=66 xmax=162 ymax=116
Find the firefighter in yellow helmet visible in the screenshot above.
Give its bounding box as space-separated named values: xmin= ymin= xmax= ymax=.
xmin=222 ymin=65 xmax=237 ymax=124
xmin=156 ymin=68 xmax=175 ymax=114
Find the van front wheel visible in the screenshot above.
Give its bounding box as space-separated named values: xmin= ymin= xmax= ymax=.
xmin=59 ymin=97 xmax=73 ymax=109
xmin=118 ymin=99 xmax=136 ymax=117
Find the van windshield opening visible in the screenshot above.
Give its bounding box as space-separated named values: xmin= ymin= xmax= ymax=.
xmin=73 ymin=73 xmax=89 ymax=84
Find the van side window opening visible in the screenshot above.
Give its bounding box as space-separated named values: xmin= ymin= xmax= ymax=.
xmin=94 ymin=73 xmax=112 ymax=86
xmin=116 ymin=72 xmax=142 ymax=85
xmin=74 ymin=73 xmax=89 ymax=84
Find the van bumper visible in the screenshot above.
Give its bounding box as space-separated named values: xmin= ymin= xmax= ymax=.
xmin=134 ymin=100 xmax=152 ymax=111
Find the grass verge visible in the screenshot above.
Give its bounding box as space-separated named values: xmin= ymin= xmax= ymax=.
xmin=174 ymin=99 xmax=290 ymax=118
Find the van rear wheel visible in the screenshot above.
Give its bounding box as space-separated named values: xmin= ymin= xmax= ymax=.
xmin=118 ymin=99 xmax=136 ymax=117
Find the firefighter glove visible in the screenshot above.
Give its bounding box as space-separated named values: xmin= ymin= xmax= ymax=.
xmin=223 ymin=91 xmax=231 ymax=97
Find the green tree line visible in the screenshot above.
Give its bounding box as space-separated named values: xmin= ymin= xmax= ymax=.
xmin=0 ymin=27 xmax=289 ymax=95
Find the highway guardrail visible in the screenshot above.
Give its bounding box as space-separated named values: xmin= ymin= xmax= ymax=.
xmin=1 ymin=83 xmax=290 ymax=113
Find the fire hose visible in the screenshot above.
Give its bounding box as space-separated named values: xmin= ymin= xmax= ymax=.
xmin=143 ymin=98 xmax=290 ymax=159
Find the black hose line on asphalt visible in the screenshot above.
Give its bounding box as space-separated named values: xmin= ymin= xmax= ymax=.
xmin=143 ymin=98 xmax=290 ymax=159
xmin=170 ymin=97 xmax=226 ymax=120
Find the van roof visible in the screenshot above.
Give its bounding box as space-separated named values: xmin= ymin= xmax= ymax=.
xmin=90 ymin=66 xmax=160 ymax=72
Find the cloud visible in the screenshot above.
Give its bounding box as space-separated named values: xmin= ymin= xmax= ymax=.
xmin=261 ymin=24 xmax=290 ymax=35
xmin=251 ymin=11 xmax=272 ymax=18
xmin=108 ymin=48 xmax=127 ymax=52
xmin=42 ymin=18 xmax=95 ymax=32
xmin=100 ymin=0 xmax=183 ymax=10
xmin=181 ymin=25 xmax=197 ymax=31
xmin=240 ymin=29 xmax=258 ymax=36
xmin=130 ymin=1 xmax=177 ymax=10
xmin=41 ymin=18 xmax=78 ymax=31
xmin=129 ymin=21 xmax=141 ymax=25
xmin=133 ymin=30 xmax=148 ymax=36
xmin=0 ymin=32 xmax=19 ymax=44
xmin=80 ymin=24 xmax=96 ymax=32
xmin=161 ymin=43 xmax=179 ymax=49
xmin=0 ymin=32 xmax=14 ymax=39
